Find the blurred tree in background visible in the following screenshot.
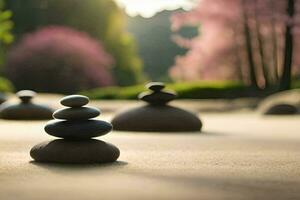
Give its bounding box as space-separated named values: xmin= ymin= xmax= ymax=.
xmin=0 ymin=0 xmax=13 ymax=68
xmin=127 ymin=9 xmax=197 ymax=81
xmin=6 ymin=0 xmax=144 ymax=86
xmin=171 ymin=0 xmax=299 ymax=91
xmin=6 ymin=26 xmax=114 ymax=93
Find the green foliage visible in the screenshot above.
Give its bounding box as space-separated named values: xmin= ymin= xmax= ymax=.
xmin=0 ymin=0 xmax=13 ymax=67
xmin=0 ymin=76 xmax=14 ymax=92
xmin=0 ymin=1 xmax=13 ymax=44
xmin=6 ymin=0 xmax=144 ymax=86
xmin=291 ymin=79 xmax=300 ymax=88
xmin=81 ymin=81 xmax=252 ymax=100
xmin=168 ymin=81 xmax=247 ymax=99
xmin=81 ymin=85 xmax=144 ymax=100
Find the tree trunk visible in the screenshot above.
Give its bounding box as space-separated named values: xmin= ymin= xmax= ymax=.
xmin=279 ymin=0 xmax=295 ymax=91
xmin=233 ymin=26 xmax=244 ymax=82
xmin=270 ymin=0 xmax=279 ymax=83
xmin=242 ymin=0 xmax=258 ymax=89
xmin=254 ymin=0 xmax=270 ymax=88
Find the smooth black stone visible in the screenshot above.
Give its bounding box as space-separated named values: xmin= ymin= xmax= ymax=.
xmin=139 ymin=91 xmax=176 ymax=105
xmin=17 ymin=90 xmax=36 ymax=104
xmin=45 ymin=119 xmax=112 ymax=139
xmin=264 ymin=103 xmax=298 ymax=115
xmin=30 ymin=139 xmax=120 ymax=164
xmin=53 ymin=106 xmax=100 ymax=120
xmin=60 ymin=95 xmax=89 ymax=107
xmin=112 ymin=105 xmax=202 ymax=132
xmin=0 ymin=103 xmax=53 ymax=120
xmin=146 ymin=82 xmax=165 ymax=92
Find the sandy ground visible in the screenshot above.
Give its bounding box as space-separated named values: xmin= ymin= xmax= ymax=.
xmin=0 ymin=96 xmax=300 ymax=200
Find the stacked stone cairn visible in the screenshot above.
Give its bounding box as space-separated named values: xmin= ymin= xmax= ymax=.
xmin=30 ymin=95 xmax=120 ymax=164
xmin=112 ymin=82 xmax=202 ymax=132
xmin=0 ymin=90 xmax=53 ymax=120
xmin=139 ymin=82 xmax=176 ymax=106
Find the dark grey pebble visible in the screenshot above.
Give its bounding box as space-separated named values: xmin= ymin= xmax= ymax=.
xmin=45 ymin=119 xmax=112 ymax=139
xmin=60 ymin=95 xmax=89 ymax=107
xmin=139 ymin=91 xmax=177 ymax=105
xmin=30 ymin=139 xmax=120 ymax=164
xmin=53 ymin=106 xmax=100 ymax=120
xmin=264 ymin=103 xmax=298 ymax=115
xmin=146 ymin=82 xmax=165 ymax=92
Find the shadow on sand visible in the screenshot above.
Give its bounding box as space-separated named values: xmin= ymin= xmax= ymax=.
xmin=200 ymin=131 xmax=229 ymax=137
xmin=29 ymin=160 xmax=128 ymax=172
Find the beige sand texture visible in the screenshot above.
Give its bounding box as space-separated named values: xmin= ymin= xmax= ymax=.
xmin=0 ymin=111 xmax=300 ymax=200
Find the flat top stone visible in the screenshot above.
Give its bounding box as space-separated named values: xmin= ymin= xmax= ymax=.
xmin=53 ymin=106 xmax=100 ymax=120
xmin=139 ymin=91 xmax=177 ymax=105
xmin=16 ymin=90 xmax=36 ymax=98
xmin=146 ymin=82 xmax=165 ymax=92
xmin=60 ymin=95 xmax=89 ymax=107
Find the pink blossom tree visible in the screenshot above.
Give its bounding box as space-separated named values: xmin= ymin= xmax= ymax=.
xmin=6 ymin=26 xmax=114 ymax=93
xmin=171 ymin=0 xmax=299 ymax=90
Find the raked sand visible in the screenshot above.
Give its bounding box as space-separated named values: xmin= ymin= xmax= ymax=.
xmin=0 ymin=98 xmax=299 ymax=200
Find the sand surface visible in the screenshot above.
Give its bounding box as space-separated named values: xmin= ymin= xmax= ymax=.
xmin=0 ymin=97 xmax=300 ymax=200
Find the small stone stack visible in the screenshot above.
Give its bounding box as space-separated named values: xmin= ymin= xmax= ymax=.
xmin=0 ymin=90 xmax=53 ymax=120
xmin=30 ymin=95 xmax=120 ymax=164
xmin=138 ymin=82 xmax=176 ymax=106
xmin=112 ymin=82 xmax=202 ymax=132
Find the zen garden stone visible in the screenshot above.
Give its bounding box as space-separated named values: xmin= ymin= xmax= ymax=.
xmin=30 ymin=95 xmax=120 ymax=164
xmin=111 ymin=82 xmax=202 ymax=132
xmin=45 ymin=119 xmax=112 ymax=139
xmin=264 ymin=103 xmax=298 ymax=115
xmin=0 ymin=90 xmax=53 ymax=120
xmin=53 ymin=106 xmax=100 ymax=120
xmin=60 ymin=95 xmax=89 ymax=107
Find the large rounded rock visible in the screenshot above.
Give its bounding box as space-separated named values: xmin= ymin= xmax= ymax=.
xmin=53 ymin=107 xmax=100 ymax=120
xmin=45 ymin=119 xmax=112 ymax=139
xmin=60 ymin=95 xmax=89 ymax=107
xmin=258 ymin=89 xmax=300 ymax=115
xmin=0 ymin=103 xmax=53 ymax=120
xmin=263 ymin=103 xmax=298 ymax=115
xmin=112 ymin=105 xmax=202 ymax=132
xmin=30 ymin=139 xmax=120 ymax=164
